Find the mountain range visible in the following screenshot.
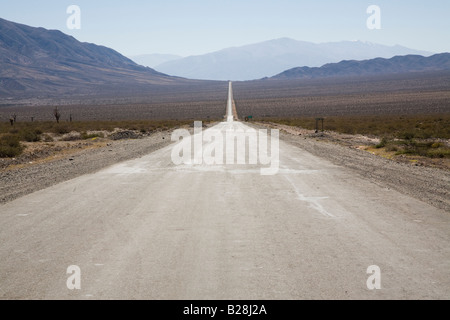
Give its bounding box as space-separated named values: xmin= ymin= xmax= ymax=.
xmin=271 ymin=53 xmax=450 ymax=80
xmin=0 ymin=18 xmax=190 ymax=98
xmin=1 ymin=17 xmax=449 ymax=101
xmin=153 ymin=38 xmax=433 ymax=81
xmin=129 ymin=54 xmax=183 ymax=68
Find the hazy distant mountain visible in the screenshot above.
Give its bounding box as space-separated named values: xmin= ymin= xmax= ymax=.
xmin=155 ymin=38 xmax=433 ymax=81
xmin=271 ymin=53 xmax=450 ymax=79
xmin=0 ymin=18 xmax=189 ymax=98
xmin=129 ymin=54 xmax=183 ymax=68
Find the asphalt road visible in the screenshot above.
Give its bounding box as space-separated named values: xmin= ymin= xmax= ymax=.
xmin=0 ymin=83 xmax=449 ymax=299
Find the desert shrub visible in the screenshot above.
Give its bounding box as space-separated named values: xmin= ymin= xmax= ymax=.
xmin=385 ymin=145 xmax=398 ymax=152
xmin=21 ymin=129 xmax=41 ymax=142
xmin=395 ymin=149 xmax=414 ymax=156
xmin=427 ymin=148 xmax=450 ymax=158
xmin=265 ymin=115 xmax=450 ymax=140
xmin=81 ymin=132 xmax=104 ymax=140
xmin=375 ymin=137 xmax=388 ymax=149
xmin=397 ymin=132 xmax=416 ymax=140
xmin=411 ymin=129 xmax=432 ymax=139
xmin=53 ymin=124 xmax=71 ymax=135
xmin=0 ymin=134 xmax=23 ymax=158
xmin=42 ymin=134 xmax=54 ymax=142
xmin=392 ymin=140 xmax=450 ymax=158
xmin=431 ymin=142 xmax=442 ymax=149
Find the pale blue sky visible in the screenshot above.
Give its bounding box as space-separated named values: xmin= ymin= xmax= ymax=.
xmin=1 ymin=0 xmax=449 ymax=57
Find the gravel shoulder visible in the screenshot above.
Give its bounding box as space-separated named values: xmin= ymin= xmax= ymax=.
xmin=255 ymin=122 xmax=449 ymax=212
xmin=0 ymin=130 xmax=173 ymax=204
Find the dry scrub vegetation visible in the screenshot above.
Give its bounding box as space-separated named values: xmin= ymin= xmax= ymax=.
xmin=0 ymin=119 xmax=211 ymax=159
xmin=234 ymin=72 xmax=450 ymax=118
xmin=2 ymin=72 xmax=449 ymax=164
xmin=234 ymin=73 xmax=450 ymax=165
xmin=262 ymin=114 xmax=450 ymax=169
xmin=262 ymin=114 xmax=450 ymax=139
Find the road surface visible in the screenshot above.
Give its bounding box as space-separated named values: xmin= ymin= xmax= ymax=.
xmin=0 ymin=83 xmax=449 ymax=299
xmin=227 ymin=81 xmax=234 ymax=122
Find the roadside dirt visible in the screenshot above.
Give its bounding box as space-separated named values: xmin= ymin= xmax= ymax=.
xmin=0 ymin=139 xmax=108 ymax=171
xmin=263 ymin=122 xmax=450 ymax=170
xmin=0 ymin=124 xmax=216 ymax=204
xmin=0 ymin=130 xmax=173 ymax=204
xmin=253 ymin=121 xmax=449 ymax=212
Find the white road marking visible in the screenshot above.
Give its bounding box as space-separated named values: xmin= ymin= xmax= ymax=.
xmin=284 ymin=175 xmax=335 ymax=218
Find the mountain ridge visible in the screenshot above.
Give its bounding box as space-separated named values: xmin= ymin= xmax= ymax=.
xmin=154 ymin=38 xmax=433 ymax=81
xmin=129 ymin=54 xmax=183 ymax=68
xmin=270 ymin=53 xmax=450 ymax=80
xmin=0 ymin=18 xmax=191 ymax=98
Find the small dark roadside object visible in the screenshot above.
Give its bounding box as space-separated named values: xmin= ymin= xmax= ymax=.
xmin=315 ymin=118 xmax=324 ymax=133
xmin=54 ymin=107 xmax=61 ymax=123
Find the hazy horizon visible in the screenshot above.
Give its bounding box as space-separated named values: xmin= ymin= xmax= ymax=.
xmin=128 ymin=38 xmax=439 ymax=60
xmin=0 ymin=0 xmax=449 ymax=58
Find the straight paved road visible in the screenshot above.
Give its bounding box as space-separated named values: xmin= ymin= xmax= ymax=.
xmin=1 ymin=120 xmax=449 ymax=299
xmin=1 ymin=83 xmax=449 ymax=299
